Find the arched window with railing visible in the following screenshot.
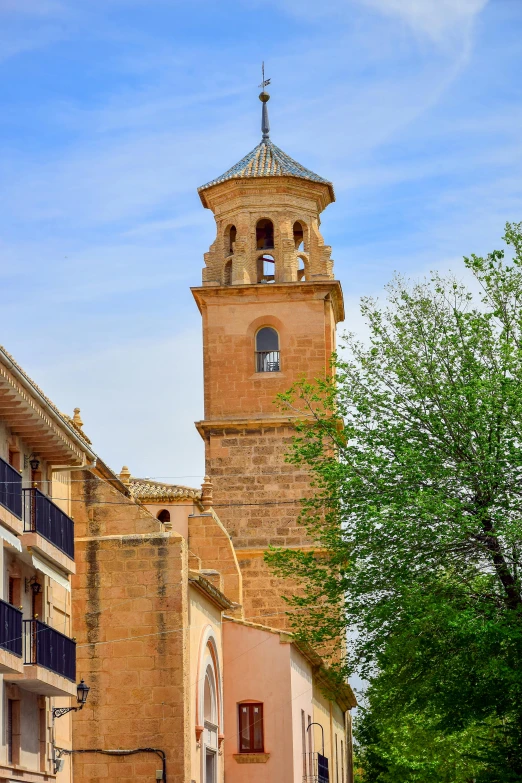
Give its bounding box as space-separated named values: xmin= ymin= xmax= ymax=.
xmin=256 ymin=219 xmax=274 ymax=250
xmin=257 ymin=254 xmax=275 ymax=284
xmin=255 ymin=327 xmax=280 ymax=372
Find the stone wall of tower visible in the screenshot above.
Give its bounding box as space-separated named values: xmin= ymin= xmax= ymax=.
xmin=203 ymin=424 xmax=310 ymax=626
xmin=195 ymin=165 xmax=344 ymax=630
xmin=194 ymin=282 xmax=342 ymax=627
xmin=200 ymin=180 xmax=334 ymax=287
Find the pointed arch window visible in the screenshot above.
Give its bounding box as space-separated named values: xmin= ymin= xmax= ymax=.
xmin=255 ymin=327 xmax=280 ymax=373
xmin=202 ymin=657 xmax=219 ymax=782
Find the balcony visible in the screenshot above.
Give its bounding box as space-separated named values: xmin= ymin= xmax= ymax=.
xmin=0 ymin=455 xmax=23 ymax=535
xmin=255 ymin=350 xmax=280 ymax=373
xmin=5 ymin=619 xmax=77 ymax=696
xmin=0 ymin=599 xmax=24 ymax=675
xmin=303 ymin=753 xmax=330 ymax=783
xmin=22 ymin=487 xmax=75 ymax=573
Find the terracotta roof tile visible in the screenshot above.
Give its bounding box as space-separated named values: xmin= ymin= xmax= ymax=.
xmin=129 ymin=478 xmax=202 ymax=503
xmin=198 ymin=139 xmax=333 ymax=193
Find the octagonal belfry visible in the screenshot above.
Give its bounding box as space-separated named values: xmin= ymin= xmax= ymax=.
xmin=192 ymin=91 xmax=345 ymax=626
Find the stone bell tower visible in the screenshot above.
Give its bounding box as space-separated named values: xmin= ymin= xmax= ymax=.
xmin=192 ymin=88 xmax=344 ymax=626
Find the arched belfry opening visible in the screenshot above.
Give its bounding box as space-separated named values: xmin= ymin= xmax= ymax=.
xmin=225 ymin=225 xmax=236 ymax=255
xmin=223 ymin=259 xmax=232 ymax=286
xmin=256 ymin=219 xmax=274 ymax=250
xmin=293 ymin=221 xmax=304 ymax=251
xmin=298 ymin=256 xmax=307 ymax=281
xmin=257 ymin=254 xmax=275 ymax=284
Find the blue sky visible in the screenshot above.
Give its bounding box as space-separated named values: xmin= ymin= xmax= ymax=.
xmin=1 ymin=0 xmax=521 ymax=484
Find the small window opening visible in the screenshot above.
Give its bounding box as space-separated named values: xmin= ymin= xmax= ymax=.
xmin=256 ymin=219 xmax=274 ymax=250
xmin=298 ymin=257 xmax=306 ymax=281
xmin=293 ymin=221 xmax=304 ymax=251
xmin=257 ymin=254 xmax=275 ymax=284
xmin=255 ymin=327 xmax=280 ymax=372
xmin=223 ymin=260 xmax=232 ymax=286
xmin=157 ymin=509 xmax=171 ymax=524
xmin=238 ymin=703 xmax=264 ymax=753
xmin=225 ymin=225 xmax=236 ymax=255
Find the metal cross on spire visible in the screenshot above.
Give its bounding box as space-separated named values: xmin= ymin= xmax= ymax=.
xmin=258 ymin=62 xmax=271 ymax=141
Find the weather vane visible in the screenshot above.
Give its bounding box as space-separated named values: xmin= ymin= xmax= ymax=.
xmin=259 ymin=62 xmax=271 ymax=91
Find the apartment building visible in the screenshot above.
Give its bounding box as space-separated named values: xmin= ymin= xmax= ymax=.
xmin=0 ymin=347 xmax=95 ymax=783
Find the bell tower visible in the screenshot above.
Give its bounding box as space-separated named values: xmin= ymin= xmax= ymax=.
xmin=192 ymin=88 xmax=344 ymax=626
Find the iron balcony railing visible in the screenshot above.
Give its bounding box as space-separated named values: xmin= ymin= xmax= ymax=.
xmin=255 ymin=351 xmax=280 ymax=373
xmin=0 ymin=455 xmax=22 ymax=519
xmin=23 ymin=619 xmax=76 ymax=681
xmin=23 ymin=487 xmax=74 ymax=559
xmin=303 ymin=753 xmax=330 ymax=783
xmin=0 ymin=599 xmax=22 ymax=657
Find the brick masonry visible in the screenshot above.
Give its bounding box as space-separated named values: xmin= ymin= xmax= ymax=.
xmin=193 ymin=172 xmax=344 ymax=628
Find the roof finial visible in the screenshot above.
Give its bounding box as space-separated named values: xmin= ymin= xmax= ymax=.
xmin=258 ymin=61 xmax=271 ymax=141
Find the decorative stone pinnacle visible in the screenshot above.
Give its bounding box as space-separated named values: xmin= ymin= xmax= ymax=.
xmin=72 ymin=407 xmax=83 ymax=429
xmin=201 ymin=475 xmax=213 ymax=512
xmin=119 ymin=466 xmax=131 ymax=485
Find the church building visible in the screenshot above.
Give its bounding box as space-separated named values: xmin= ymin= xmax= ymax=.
xmin=0 ymin=85 xmax=354 ymax=783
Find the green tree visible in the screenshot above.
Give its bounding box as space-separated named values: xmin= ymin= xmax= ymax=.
xmin=267 ymin=224 xmax=522 ymax=780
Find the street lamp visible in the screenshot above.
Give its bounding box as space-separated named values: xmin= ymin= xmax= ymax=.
xmin=52 ymin=680 xmax=90 ymax=719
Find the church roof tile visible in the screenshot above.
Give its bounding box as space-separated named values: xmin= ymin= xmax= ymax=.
xmin=198 ymin=138 xmax=333 ymax=195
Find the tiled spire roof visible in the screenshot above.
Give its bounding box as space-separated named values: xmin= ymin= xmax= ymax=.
xmin=198 ymin=88 xmax=333 ymax=199
xmin=198 ymin=138 xmax=332 ymax=193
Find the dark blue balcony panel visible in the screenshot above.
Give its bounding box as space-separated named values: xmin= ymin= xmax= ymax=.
xmin=0 ymin=456 xmax=22 ymax=519
xmin=23 ymin=619 xmax=76 ymax=682
xmin=0 ymin=599 xmax=22 ymax=657
xmin=23 ymin=488 xmax=74 ymax=559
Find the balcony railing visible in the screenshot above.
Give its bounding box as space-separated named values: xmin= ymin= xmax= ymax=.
xmin=0 ymin=599 xmax=22 ymax=657
xmin=0 ymin=456 xmax=22 ymax=519
xmin=255 ymin=351 xmax=280 ymax=373
xmin=303 ymin=753 xmax=330 ymax=783
xmin=23 ymin=619 xmax=76 ymax=681
xmin=23 ymin=488 xmax=74 ymax=559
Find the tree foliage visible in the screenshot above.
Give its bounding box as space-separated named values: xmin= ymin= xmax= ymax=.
xmin=266 ymin=223 xmax=522 ymax=780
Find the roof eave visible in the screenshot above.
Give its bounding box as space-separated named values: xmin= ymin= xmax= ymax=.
xmin=198 ymin=174 xmax=334 ymax=213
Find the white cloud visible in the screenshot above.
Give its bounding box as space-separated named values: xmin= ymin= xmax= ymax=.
xmin=356 ymin=0 xmax=489 ymax=39
xmin=271 ymin=0 xmax=488 ymax=43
